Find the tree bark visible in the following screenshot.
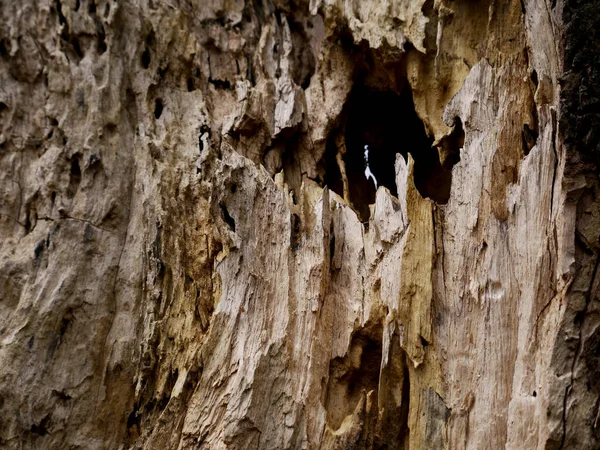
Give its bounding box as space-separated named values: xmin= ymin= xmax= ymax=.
xmin=0 ymin=0 xmax=599 ymax=449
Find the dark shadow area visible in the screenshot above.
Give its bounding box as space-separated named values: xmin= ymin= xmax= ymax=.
xmin=288 ymin=19 xmax=316 ymax=90
xmin=324 ymin=323 xmax=383 ymax=430
xmin=141 ymin=31 xmax=154 ymax=69
xmin=322 ymin=134 xmax=344 ymax=199
xmin=439 ymin=117 xmax=465 ymax=170
xmin=376 ymin=329 xmax=410 ymax=449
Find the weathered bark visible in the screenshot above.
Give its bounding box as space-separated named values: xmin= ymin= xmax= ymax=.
xmin=0 ymin=0 xmax=598 ymax=449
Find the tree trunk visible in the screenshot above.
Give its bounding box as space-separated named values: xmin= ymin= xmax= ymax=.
xmin=0 ymin=0 xmax=599 ymax=448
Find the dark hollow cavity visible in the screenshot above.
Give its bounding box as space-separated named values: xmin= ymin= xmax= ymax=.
xmin=324 ymin=82 xmax=458 ymax=221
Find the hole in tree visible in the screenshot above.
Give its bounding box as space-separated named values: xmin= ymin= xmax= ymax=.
xmin=531 ymin=69 xmax=538 ymax=88
xmin=30 ymin=415 xmax=51 ymax=436
xmin=97 ymin=26 xmax=107 ymax=54
xmin=0 ymin=40 xmax=8 ymax=57
xmin=141 ymin=48 xmax=151 ymax=68
xmin=198 ymin=124 xmax=209 ymax=153
xmin=127 ymin=403 xmax=140 ymax=429
xmin=322 ymin=82 xmax=458 ymax=222
xmin=67 ymin=153 xmax=82 ymax=198
xmin=198 ymin=134 xmax=204 ymax=152
xmin=208 ymin=78 xmax=231 ymax=89
xmin=343 ymin=86 xmax=405 ymax=221
xmin=154 ymin=98 xmax=163 ymax=119
xmin=219 ymin=203 xmax=235 ymax=232
xmin=141 ymin=31 xmax=154 ymax=69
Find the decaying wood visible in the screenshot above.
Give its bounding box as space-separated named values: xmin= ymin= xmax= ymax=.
xmin=0 ymin=0 xmax=599 ymax=449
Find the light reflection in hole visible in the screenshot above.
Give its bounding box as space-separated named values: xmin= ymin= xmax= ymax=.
xmin=364 ymin=145 xmax=378 ymax=190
